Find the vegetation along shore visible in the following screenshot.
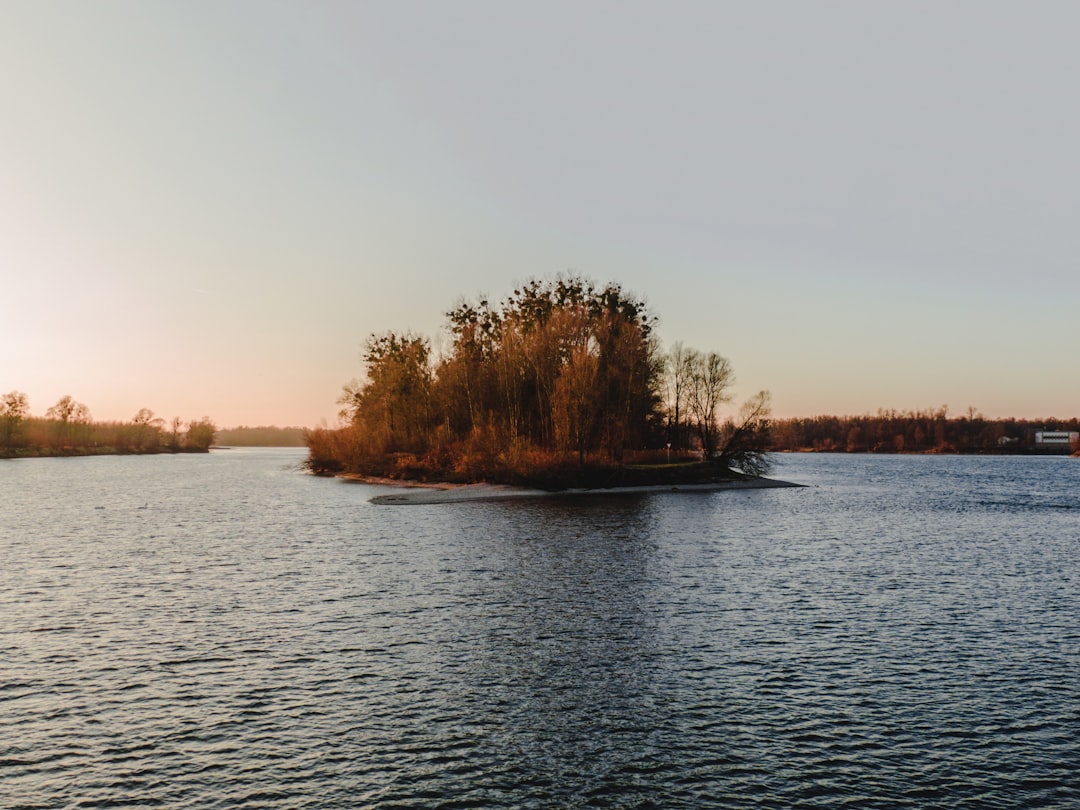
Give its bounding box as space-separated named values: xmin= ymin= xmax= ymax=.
xmin=0 ymin=392 xmax=216 ymax=459
xmin=769 ymin=409 xmax=1080 ymax=455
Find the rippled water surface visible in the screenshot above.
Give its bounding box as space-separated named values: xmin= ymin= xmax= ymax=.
xmin=3 ymin=449 xmax=1079 ymax=808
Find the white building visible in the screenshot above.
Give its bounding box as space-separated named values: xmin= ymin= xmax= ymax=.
xmin=1034 ymin=431 xmax=1079 ymax=446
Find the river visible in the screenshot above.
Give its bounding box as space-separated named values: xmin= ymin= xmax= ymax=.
xmin=2 ymin=449 xmax=1078 ymax=808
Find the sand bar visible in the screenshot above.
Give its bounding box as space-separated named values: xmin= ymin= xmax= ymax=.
xmin=348 ymin=476 xmax=803 ymax=505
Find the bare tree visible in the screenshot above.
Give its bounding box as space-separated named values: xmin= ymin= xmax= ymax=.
xmin=686 ymin=351 xmax=733 ymax=456
xmin=131 ymin=408 xmax=165 ymax=450
xmin=46 ymin=395 xmax=90 ymax=423
xmin=169 ymin=417 xmax=184 ymax=450
xmin=340 ymin=331 xmax=433 ymax=454
xmin=1 ymin=391 xmax=29 ymax=449
xmin=553 ymin=338 xmax=599 ymax=464
xmin=46 ymin=395 xmax=91 ymax=446
xmin=666 ymin=342 xmax=695 ymax=450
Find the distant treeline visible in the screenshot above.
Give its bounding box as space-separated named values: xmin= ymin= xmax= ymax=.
xmin=0 ymin=392 xmax=216 ymax=458
xmin=770 ymin=407 xmax=1080 ymax=454
xmin=216 ymin=426 xmax=307 ymax=446
xmin=307 ymin=276 xmax=773 ymax=485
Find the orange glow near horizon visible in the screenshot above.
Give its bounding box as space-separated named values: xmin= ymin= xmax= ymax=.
xmin=2 ymin=4 xmax=1077 ymax=428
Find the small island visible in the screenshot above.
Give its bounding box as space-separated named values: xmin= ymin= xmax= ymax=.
xmin=306 ymin=277 xmax=788 ymax=494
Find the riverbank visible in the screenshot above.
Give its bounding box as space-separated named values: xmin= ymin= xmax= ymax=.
xmin=0 ymin=446 xmax=210 ymax=459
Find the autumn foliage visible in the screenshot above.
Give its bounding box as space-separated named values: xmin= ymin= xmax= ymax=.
xmin=0 ymin=393 xmax=216 ymax=457
xmin=306 ymin=277 xmax=774 ymax=486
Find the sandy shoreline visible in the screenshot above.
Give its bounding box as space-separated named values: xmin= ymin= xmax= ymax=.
xmin=337 ymin=474 xmax=804 ymax=505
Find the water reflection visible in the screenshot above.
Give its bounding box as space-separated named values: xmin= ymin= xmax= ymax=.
xmin=443 ymin=498 xmax=665 ymax=782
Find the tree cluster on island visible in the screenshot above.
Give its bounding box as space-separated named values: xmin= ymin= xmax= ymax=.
xmin=0 ymin=392 xmax=216 ymax=458
xmin=305 ymin=277 xmax=773 ymax=488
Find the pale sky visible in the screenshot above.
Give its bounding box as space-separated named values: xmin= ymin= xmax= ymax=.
xmin=2 ymin=1 xmax=1078 ymax=427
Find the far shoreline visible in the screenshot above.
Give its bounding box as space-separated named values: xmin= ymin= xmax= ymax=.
xmin=0 ymin=446 xmax=211 ymax=460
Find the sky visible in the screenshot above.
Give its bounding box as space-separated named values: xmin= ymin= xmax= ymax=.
xmin=2 ymin=1 xmax=1078 ymax=427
